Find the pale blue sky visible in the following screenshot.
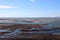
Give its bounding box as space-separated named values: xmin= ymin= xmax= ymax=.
xmin=0 ymin=0 xmax=60 ymax=17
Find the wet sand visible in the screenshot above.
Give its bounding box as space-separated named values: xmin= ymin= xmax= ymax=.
xmin=0 ymin=24 xmax=60 ymax=40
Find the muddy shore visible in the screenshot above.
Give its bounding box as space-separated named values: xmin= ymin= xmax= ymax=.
xmin=0 ymin=24 xmax=60 ymax=40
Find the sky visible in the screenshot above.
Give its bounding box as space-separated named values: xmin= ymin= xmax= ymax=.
xmin=0 ymin=0 xmax=60 ymax=17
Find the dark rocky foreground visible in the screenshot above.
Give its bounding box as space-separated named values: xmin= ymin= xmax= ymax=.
xmin=0 ymin=24 xmax=60 ymax=40
xmin=0 ymin=34 xmax=60 ymax=40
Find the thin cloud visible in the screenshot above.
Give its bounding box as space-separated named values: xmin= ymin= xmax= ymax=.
xmin=0 ymin=6 xmax=14 ymax=8
xmin=29 ymin=0 xmax=36 ymax=3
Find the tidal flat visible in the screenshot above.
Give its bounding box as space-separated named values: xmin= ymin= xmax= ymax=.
xmin=0 ymin=23 xmax=60 ymax=40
